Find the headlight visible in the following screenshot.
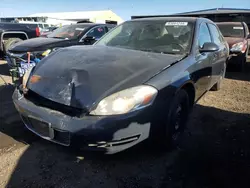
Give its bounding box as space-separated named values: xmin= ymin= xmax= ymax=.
xmin=22 ymin=66 xmax=34 ymax=90
xmin=90 ymin=85 xmax=158 ymax=115
xmin=231 ymin=40 xmax=248 ymax=53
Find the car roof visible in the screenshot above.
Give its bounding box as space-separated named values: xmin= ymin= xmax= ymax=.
xmin=216 ymin=22 xmax=244 ymax=25
xmin=73 ymin=23 xmax=113 ymax=27
xmin=129 ymin=16 xmax=209 ymax=23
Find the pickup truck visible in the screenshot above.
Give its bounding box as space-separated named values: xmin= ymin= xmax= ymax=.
xmin=0 ymin=22 xmax=40 ymax=56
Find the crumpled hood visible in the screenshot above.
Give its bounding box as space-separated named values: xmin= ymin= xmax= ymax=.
xmin=9 ymin=37 xmax=71 ymax=52
xmin=224 ymin=37 xmax=244 ymax=48
xmin=28 ymin=45 xmax=184 ymax=110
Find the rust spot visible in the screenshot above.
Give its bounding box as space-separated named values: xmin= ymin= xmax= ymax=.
xmin=30 ymin=75 xmax=42 ymax=84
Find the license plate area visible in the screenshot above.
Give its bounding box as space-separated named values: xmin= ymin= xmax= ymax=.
xmin=27 ymin=116 xmax=54 ymax=139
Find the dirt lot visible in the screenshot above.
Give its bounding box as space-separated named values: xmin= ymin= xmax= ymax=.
xmin=0 ymin=60 xmax=250 ymax=188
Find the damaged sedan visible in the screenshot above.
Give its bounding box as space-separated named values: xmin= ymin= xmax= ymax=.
xmin=13 ymin=17 xmax=229 ymax=154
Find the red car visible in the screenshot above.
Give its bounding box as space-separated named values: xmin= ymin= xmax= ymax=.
xmin=217 ymin=22 xmax=250 ymax=71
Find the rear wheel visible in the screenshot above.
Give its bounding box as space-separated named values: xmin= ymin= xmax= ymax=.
xmin=3 ymin=38 xmax=23 ymax=54
xmin=159 ymin=89 xmax=190 ymax=150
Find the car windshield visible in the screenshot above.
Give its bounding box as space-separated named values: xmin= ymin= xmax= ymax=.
xmin=96 ymin=20 xmax=194 ymax=54
xmin=217 ymin=24 xmax=245 ymax=38
xmin=47 ymin=25 xmax=88 ymax=40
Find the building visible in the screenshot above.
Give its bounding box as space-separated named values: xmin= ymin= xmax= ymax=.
xmin=0 ymin=10 xmax=124 ymax=26
xmin=29 ymin=10 xmax=123 ymax=25
xmin=132 ymin=8 xmax=250 ymax=29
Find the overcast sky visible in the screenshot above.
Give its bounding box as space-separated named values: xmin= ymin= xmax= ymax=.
xmin=0 ymin=0 xmax=249 ymax=20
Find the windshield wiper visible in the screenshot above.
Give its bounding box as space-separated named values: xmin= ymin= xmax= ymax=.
xmin=139 ymin=49 xmax=179 ymax=55
xmin=51 ymin=36 xmax=66 ymax=39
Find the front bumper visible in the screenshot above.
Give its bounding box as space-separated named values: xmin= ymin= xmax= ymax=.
xmin=13 ymin=89 xmax=153 ymax=154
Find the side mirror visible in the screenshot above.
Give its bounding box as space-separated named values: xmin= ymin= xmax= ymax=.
xmin=80 ymin=36 xmax=96 ymax=43
xmin=199 ymin=42 xmax=219 ymax=53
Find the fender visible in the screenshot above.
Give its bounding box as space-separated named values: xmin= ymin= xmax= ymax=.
xmin=0 ymin=31 xmax=29 ymax=51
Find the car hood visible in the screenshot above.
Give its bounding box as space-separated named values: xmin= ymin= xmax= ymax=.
xmin=8 ymin=37 xmax=72 ymax=52
xmin=28 ymin=45 xmax=185 ymax=111
xmin=224 ymin=37 xmax=244 ymax=48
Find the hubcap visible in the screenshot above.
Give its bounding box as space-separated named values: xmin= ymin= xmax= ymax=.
xmin=172 ymin=105 xmax=182 ymax=141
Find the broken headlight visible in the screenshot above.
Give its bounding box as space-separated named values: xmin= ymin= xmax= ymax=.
xmin=22 ymin=66 xmax=34 ymax=91
xmin=90 ymin=85 xmax=158 ymax=115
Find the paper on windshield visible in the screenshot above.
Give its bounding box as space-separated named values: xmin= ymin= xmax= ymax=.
xmin=75 ymin=28 xmax=85 ymax=31
xmin=233 ymin=27 xmax=243 ymax=30
xmin=165 ymin=22 xmax=188 ymax=26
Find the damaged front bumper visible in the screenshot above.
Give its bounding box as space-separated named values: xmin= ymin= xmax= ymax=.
xmin=12 ymin=89 xmax=152 ymax=154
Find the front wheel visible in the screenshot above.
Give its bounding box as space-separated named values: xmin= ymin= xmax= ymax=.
xmin=159 ymin=89 xmax=190 ymax=150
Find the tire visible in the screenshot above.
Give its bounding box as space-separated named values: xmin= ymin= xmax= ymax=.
xmin=3 ymin=38 xmax=23 ymax=54
xmin=159 ymin=89 xmax=190 ymax=150
xmin=211 ymin=62 xmax=226 ymax=91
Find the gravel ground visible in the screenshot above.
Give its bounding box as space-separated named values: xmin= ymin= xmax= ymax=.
xmin=0 ymin=60 xmax=250 ymax=188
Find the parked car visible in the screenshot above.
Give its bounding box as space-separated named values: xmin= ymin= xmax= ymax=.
xmin=13 ymin=17 xmax=229 ymax=154
xmin=0 ymin=22 xmax=40 ymax=55
xmin=40 ymin=26 xmax=58 ymax=37
xmin=6 ymin=23 xmax=115 ymax=83
xmin=216 ymin=22 xmax=250 ymax=71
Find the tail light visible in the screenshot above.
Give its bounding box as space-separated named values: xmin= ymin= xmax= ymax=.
xmin=36 ymin=27 xmax=40 ymax=37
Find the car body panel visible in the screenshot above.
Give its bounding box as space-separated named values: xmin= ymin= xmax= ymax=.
xmin=8 ymin=37 xmax=76 ymax=52
xmin=28 ymin=45 xmax=184 ymax=110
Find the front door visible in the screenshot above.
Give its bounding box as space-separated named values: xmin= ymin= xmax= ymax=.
xmin=194 ymin=22 xmax=214 ymax=99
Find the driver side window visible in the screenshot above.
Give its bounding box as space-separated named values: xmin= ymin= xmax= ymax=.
xmin=198 ymin=23 xmax=212 ymax=49
xmin=86 ymin=26 xmax=105 ymax=39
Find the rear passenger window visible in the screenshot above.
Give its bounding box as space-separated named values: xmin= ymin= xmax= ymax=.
xmin=198 ymin=23 xmax=212 ymax=48
xmin=208 ymin=24 xmax=223 ymax=45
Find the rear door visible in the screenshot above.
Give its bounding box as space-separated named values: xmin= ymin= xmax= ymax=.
xmin=207 ymin=23 xmax=228 ymax=87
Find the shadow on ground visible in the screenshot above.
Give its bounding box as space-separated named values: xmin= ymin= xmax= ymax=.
xmin=0 ymin=61 xmax=10 ymax=76
xmin=0 ymin=84 xmax=38 ymax=148
xmin=226 ymin=63 xmax=250 ymax=82
xmin=3 ymin=103 xmax=250 ymax=188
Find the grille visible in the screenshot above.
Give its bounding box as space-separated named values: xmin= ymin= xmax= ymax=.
xmin=27 ymin=117 xmax=50 ymax=137
xmin=21 ymin=115 xmax=70 ymax=146
xmin=25 ymin=90 xmax=87 ymax=117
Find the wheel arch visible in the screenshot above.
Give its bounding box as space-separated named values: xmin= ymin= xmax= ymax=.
xmin=174 ymin=79 xmax=196 ymax=108
xmin=2 ymin=32 xmax=28 ymax=41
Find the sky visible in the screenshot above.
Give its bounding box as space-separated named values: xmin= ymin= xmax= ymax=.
xmin=0 ymin=0 xmax=250 ymax=20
